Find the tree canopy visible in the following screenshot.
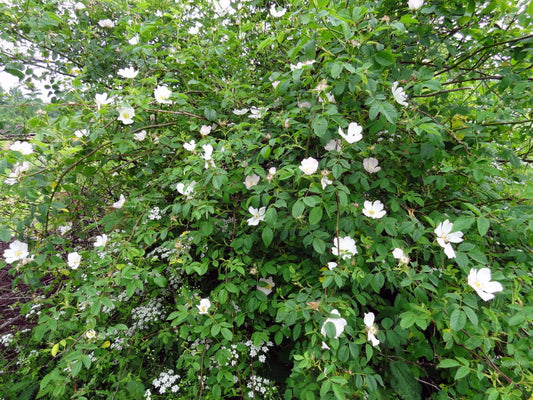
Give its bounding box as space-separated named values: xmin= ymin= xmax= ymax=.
xmin=1 ymin=0 xmax=532 ymax=399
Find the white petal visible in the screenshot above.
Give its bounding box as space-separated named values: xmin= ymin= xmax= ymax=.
xmin=363 ymin=312 xmax=375 ymax=327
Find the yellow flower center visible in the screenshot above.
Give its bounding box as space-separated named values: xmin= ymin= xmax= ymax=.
xmin=474 ymin=281 xmax=482 ymax=288
xmin=123 ymin=113 xmax=130 ymax=119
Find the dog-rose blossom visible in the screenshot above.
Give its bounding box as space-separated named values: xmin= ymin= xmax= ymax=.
xmin=3 ymin=240 xmax=29 ymax=264
xmin=392 ymin=248 xmax=410 ymax=265
xmin=94 ymin=234 xmax=108 ymax=247
xmin=112 ymin=194 xmax=126 ymax=209
xmin=321 ymin=309 xmax=347 ymax=348
xmin=364 ymin=312 xmax=380 ymax=347
xmin=247 ymin=206 xmax=266 ymax=226
xmin=467 ymin=268 xmax=503 ymax=301
xmin=183 ymin=140 xmax=196 ymax=152
xmin=257 ymin=276 xmax=275 ymax=295
xmin=363 ymin=157 xmax=381 ymax=173
xmin=202 ymin=144 xmax=215 ymax=169
xmin=244 ymin=174 xmax=260 ymax=189
xmin=117 ymin=67 xmax=138 ymax=79
xmin=200 ymin=125 xmax=212 ymax=136
xmin=434 ymin=219 xmax=464 ymax=259
xmin=331 ymin=236 xmax=357 ymax=260
xmin=176 ymin=181 xmax=196 ymax=199
xmin=67 ymin=252 xmax=82 ymax=269
xmin=299 ymin=157 xmax=319 ymax=175
xmin=10 ymin=141 xmax=34 ymax=155
xmin=95 ymin=93 xmax=113 ymax=109
xmin=392 ymin=82 xmax=408 ymax=107
xmin=154 ymin=85 xmax=172 ymax=104
xmin=117 ymin=106 xmax=135 ymax=125
xmin=269 ymin=5 xmax=286 ymax=17
xmin=338 ymin=122 xmax=363 ymax=144
xmin=362 ymin=200 xmax=386 ymax=219
xmin=197 ymin=298 xmax=211 ymax=314
xmin=98 ymin=19 xmax=115 ymax=28
xmin=408 ymin=0 xmax=424 ymax=10
xmin=133 ymin=130 xmax=147 ymax=141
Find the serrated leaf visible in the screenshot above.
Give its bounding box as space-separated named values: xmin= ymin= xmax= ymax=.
xmin=292 ymin=200 xmax=305 ymax=218
xmin=312 ymin=117 xmax=328 ymax=138
xmin=262 ymin=226 xmax=273 ymax=247
xmin=477 ymin=217 xmax=490 ymax=236
xmin=51 ymin=343 xmax=59 ymax=357
xmin=450 ymin=309 xmax=466 ymax=331
xmin=438 ymin=359 xmax=461 ymax=368
xmin=309 ymin=206 xmax=323 ymax=225
xmin=454 ymin=365 xmax=470 ymax=380
xmin=463 ymin=306 xmax=478 ymax=326
xmin=312 ymin=237 xmax=326 ymax=254
xmin=221 ymin=328 xmax=233 ymax=341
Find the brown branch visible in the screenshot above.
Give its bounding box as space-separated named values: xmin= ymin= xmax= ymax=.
xmin=412 ymin=87 xmax=474 ymax=98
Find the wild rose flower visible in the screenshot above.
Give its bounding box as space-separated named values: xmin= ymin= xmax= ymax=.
xmin=434 ymin=219 xmax=464 ymax=259
xmin=197 ymin=298 xmax=211 ymax=314
xmin=85 ymin=330 xmax=96 ymax=339
xmin=331 ymin=236 xmax=357 ymax=260
xmin=338 ymin=122 xmax=363 ymax=144
xmin=257 ymin=276 xmax=275 ymax=295
xmin=176 ymin=181 xmax=196 ymax=199
xmin=98 ymin=19 xmax=115 ymax=28
xmin=183 ymin=140 xmax=196 ymax=152
xmin=133 ymin=130 xmax=147 ymax=141
xmin=327 ymin=262 xmax=337 ymax=270
xmin=467 ymin=268 xmax=503 ymax=301
xmin=408 ymin=0 xmax=424 ymax=10
xmin=67 ymin=252 xmax=82 ymax=269
xmin=249 ymin=106 xmax=266 ymax=119
xmin=3 ymin=240 xmax=29 ymax=264
xmin=117 ymin=106 xmax=135 ymax=125
xmin=392 ymin=248 xmax=410 ymax=265
xmin=117 ymin=67 xmax=138 ymax=79
xmin=269 ymin=5 xmax=286 ymax=17
xmin=247 ymin=206 xmax=266 ymax=226
xmin=244 ymin=174 xmax=260 ymax=189
xmin=74 ymin=2 xmax=86 ymax=11
xmin=94 ymin=234 xmax=108 ymax=247
xmin=321 ymin=309 xmax=347 ymax=347
xmin=392 ymin=82 xmax=408 ymax=107
xmin=233 ymin=108 xmax=248 ymax=115
xmin=299 ymin=157 xmax=319 ymax=175
xmin=202 ymin=144 xmax=215 ymax=169
xmin=112 ymin=194 xmax=126 ymax=209
xmin=321 ymin=172 xmax=332 ymax=190
xmin=266 ymin=167 xmax=276 ymax=181
xmin=364 ymin=312 xmax=380 ymax=347
xmin=154 ymin=85 xmax=172 ymax=104
xmin=4 ymin=161 xmax=30 ymax=185
xmin=10 ymin=141 xmax=33 ymax=155
xmin=200 ymin=125 xmax=212 ymax=136
xmin=95 ymin=93 xmax=113 ymax=109
xmin=324 ymin=139 xmax=341 ymax=152
xmin=290 ymin=60 xmax=315 ymax=71
xmin=74 ymin=129 xmax=89 ymax=138
xmin=362 ymin=200 xmax=386 ymax=219
xmin=363 ymin=157 xmax=381 ymax=173
xmin=128 ymin=35 xmax=139 ymax=45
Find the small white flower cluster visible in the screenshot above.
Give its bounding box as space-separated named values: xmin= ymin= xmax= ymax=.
xmin=0 ymin=333 xmax=14 ymax=346
xmin=152 ymin=369 xmax=181 ymax=394
xmin=246 ymin=375 xmax=275 ymax=398
xmin=110 ymin=336 xmax=128 ymax=351
xmin=221 ymin=344 xmax=240 ymax=366
xmin=245 ymin=340 xmax=272 ymax=364
xmin=130 ymin=299 xmax=164 ymax=331
xmin=147 ymin=206 xmax=162 ymax=220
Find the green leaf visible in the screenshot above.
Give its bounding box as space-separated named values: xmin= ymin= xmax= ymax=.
xmin=312 ymin=237 xmax=326 ymax=254
xmin=454 ymin=366 xmax=470 ymax=380
xmin=309 ymin=206 xmax=323 ymax=225
xmin=292 ymin=200 xmax=306 ymax=218
xmin=312 ymin=117 xmax=328 ymax=138
xmin=0 ymin=228 xmax=11 ymax=242
xmin=477 ymin=217 xmax=490 ymax=236
xmin=450 ymin=309 xmax=466 ymax=331
xmin=221 ymin=328 xmax=233 ymax=341
xmin=262 ymin=226 xmax=273 ymax=247
xmin=374 ymin=50 xmax=395 ymax=66
xmin=463 ymin=306 xmax=478 ymax=326
xmin=438 ymin=359 xmax=461 ymax=368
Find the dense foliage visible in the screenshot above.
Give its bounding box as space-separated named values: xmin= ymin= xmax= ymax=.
xmin=1 ymin=0 xmax=532 ymax=399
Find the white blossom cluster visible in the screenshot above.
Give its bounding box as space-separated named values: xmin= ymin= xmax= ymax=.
xmin=246 ymin=375 xmax=276 ymax=398
xmin=147 ymin=206 xmax=162 ymax=220
xmin=245 ymin=340 xmax=273 ymax=364
xmin=0 ymin=334 xmax=14 ymax=346
xmin=152 ymin=369 xmax=181 ymax=394
xmin=129 ymin=298 xmax=164 ymax=332
xmin=220 ymin=344 xmax=240 ymax=366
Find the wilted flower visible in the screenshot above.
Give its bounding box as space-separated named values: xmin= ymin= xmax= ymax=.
xmin=10 ymin=141 xmax=34 ymax=155
xmin=324 ymin=139 xmax=341 ymax=152
xmin=85 ymin=330 xmax=96 ymax=339
xmin=363 ymin=157 xmax=381 ymax=173
xmin=117 ymin=67 xmax=138 ymax=79
xmin=133 ymin=130 xmax=147 ymax=141
xmin=392 ymin=248 xmax=410 ymax=265
xmin=338 ymin=122 xmax=363 ymax=144
xmin=112 ymin=194 xmax=126 ymax=209
xmin=233 ymin=108 xmax=249 ymax=115
xmin=67 ymin=252 xmax=82 ymax=269
xmin=319 ymin=92 xmax=336 ymax=104
xmin=321 ymin=309 xmax=347 ymax=343
xmin=327 ymin=262 xmax=337 ymax=270
xmin=269 ymin=5 xmax=286 ymax=17
xmin=467 ymin=268 xmax=503 ymax=301
xmin=362 ymin=200 xmax=386 ymax=219
xmin=98 ymin=19 xmax=115 ymax=28
xmin=312 ymin=79 xmax=328 ymax=92
xmin=197 ymin=298 xmax=211 ymax=314
xmin=117 ymin=106 xmax=135 ymax=125
xmin=299 ymin=157 xmax=319 ymax=175
xmin=434 ymin=219 xmax=464 ymax=259
xmin=408 ymin=0 xmax=424 ymax=10
xmin=244 ymin=174 xmax=260 ymax=189
xmin=94 ymin=234 xmax=108 ymax=248
xmin=3 ymin=240 xmax=29 ymax=264
xmin=392 ymin=82 xmax=408 ymax=107
xmin=183 ymin=140 xmax=196 ymax=152
xmin=200 ymin=125 xmax=212 ymax=136
xmin=321 ymin=172 xmax=333 ymax=190
xmin=58 ymin=222 xmax=72 ymax=235
xmin=257 ymin=276 xmax=275 ymax=295
xmin=247 ymin=206 xmax=266 ymax=226
xmin=364 ymin=312 xmax=380 ymax=347
xmin=176 ymin=181 xmax=196 ymax=199
xmin=95 ymin=93 xmax=113 ymax=109
xmin=331 ymin=236 xmax=357 ymax=260
xmin=202 ymin=144 xmax=215 ymax=169
xmin=154 ymin=85 xmax=172 ymax=104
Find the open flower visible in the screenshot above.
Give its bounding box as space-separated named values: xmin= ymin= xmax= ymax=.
xmin=3 ymin=240 xmax=29 ymax=264
xmin=269 ymin=5 xmax=286 ymax=17
xmin=117 ymin=67 xmax=138 ymax=79
xmin=117 ymin=106 xmax=135 ymax=125
xmin=338 ymin=122 xmax=363 ymax=144
xmin=4 ymin=161 xmax=30 ymax=185
xmin=128 ymin=35 xmax=139 ymax=45
xmin=299 ymin=157 xmax=319 ymax=175
xmin=290 ymin=60 xmax=315 ymax=71
xmin=67 ymin=252 xmax=82 ymax=269
xmin=247 ymin=206 xmax=266 ymax=226
xmin=202 ymin=144 xmax=215 ymax=169
xmin=98 ymin=19 xmax=115 ymax=28
xmin=200 ymin=125 xmax=212 ymax=136
xmin=434 ymin=220 xmax=464 ymax=259
xmin=321 ymin=173 xmax=333 ymax=190
xmin=176 ymin=181 xmax=196 ymax=199
xmin=392 ymin=82 xmax=408 ymax=107
xmin=74 ymin=129 xmax=89 ymax=138
xmin=112 ymin=194 xmax=126 ymax=209
xmin=233 ymin=108 xmax=249 ymax=115
xmin=244 ymin=174 xmax=260 ymax=189
xmin=183 ymin=140 xmax=196 ymax=152
xmin=362 ymin=200 xmax=386 ymax=219
xmin=85 ymin=329 xmax=96 ymax=339
xmin=133 ymin=130 xmax=147 ymax=141
xmin=154 ymin=85 xmax=172 ymax=104
xmin=95 ymin=93 xmax=113 ymax=109
xmin=467 ymin=268 xmax=503 ymax=301
xmin=364 ymin=312 xmax=380 ymax=347
xmin=249 ymin=106 xmax=266 ymax=119
xmin=363 ymin=157 xmax=381 ymax=173
xmin=331 ymin=236 xmax=357 ymax=260
xmin=10 ymin=141 xmax=34 ymax=155
xmin=321 ymin=309 xmax=347 ymax=344
xmin=257 ymin=276 xmax=275 ymax=295
xmin=266 ymin=167 xmax=276 ymax=181
xmin=392 ymin=248 xmax=410 ymax=265
xmin=324 ymin=139 xmax=341 ymax=151
xmin=408 ymin=0 xmax=424 ymax=10
xmin=197 ymin=298 xmax=211 ymax=314
xmin=94 ymin=234 xmax=108 ymax=247
xmin=327 ymin=262 xmax=337 ymax=270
